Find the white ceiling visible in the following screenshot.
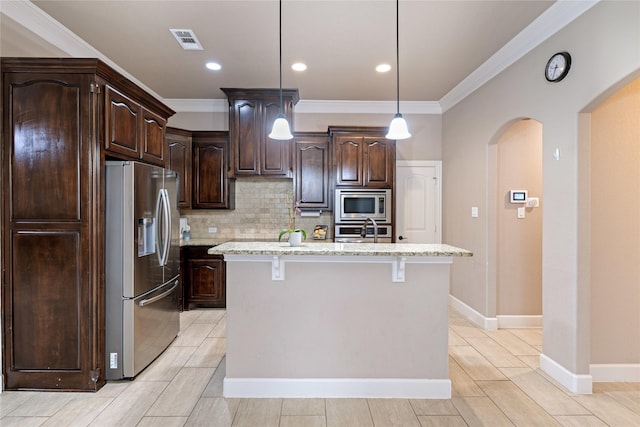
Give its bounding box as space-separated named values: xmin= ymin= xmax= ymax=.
xmin=1 ymin=1 xmax=593 ymax=111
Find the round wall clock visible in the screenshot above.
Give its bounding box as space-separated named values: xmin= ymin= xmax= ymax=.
xmin=545 ymin=52 xmax=572 ymax=82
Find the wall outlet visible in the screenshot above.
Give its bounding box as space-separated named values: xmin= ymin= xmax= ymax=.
xmin=208 ymin=227 xmax=217 ymax=233
xmin=110 ymin=352 xmax=118 ymax=369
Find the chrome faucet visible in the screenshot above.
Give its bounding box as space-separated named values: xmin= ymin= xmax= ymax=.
xmin=361 ymin=217 xmax=378 ymax=243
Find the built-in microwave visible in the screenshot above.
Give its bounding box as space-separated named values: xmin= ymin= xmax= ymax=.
xmin=334 ymin=189 xmax=391 ymax=223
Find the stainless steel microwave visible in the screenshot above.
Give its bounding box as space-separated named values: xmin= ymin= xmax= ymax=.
xmin=334 ymin=189 xmax=391 ymax=223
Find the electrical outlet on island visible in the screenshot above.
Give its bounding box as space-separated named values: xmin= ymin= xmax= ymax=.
xmin=208 ymin=227 xmax=217 ymax=233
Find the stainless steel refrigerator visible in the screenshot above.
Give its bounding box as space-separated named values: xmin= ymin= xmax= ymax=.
xmin=105 ymin=161 xmax=180 ymax=380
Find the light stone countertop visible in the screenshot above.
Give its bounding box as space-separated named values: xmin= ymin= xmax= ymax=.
xmin=207 ymin=241 xmax=472 ymax=257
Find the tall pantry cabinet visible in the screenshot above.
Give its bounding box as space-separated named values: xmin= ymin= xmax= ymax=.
xmin=1 ymin=58 xmax=174 ymax=391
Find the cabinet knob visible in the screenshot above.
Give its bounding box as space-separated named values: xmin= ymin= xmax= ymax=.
xmin=398 ymin=235 xmax=407 ymax=241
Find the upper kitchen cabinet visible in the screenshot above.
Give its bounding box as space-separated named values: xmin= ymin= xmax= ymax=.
xmin=192 ymin=131 xmax=234 ymax=209
xmin=222 ymin=88 xmax=299 ymax=178
xmin=329 ymin=127 xmax=396 ymax=188
xmin=166 ymin=127 xmax=192 ymax=209
xmin=1 ymin=58 xmax=174 ymax=391
xmin=293 ymin=132 xmax=332 ymax=211
xmin=104 ymin=83 xmax=172 ymax=167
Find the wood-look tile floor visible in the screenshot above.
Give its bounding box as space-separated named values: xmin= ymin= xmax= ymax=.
xmin=1 ymin=308 xmax=638 ymax=426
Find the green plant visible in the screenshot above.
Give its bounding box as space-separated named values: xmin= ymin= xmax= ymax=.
xmin=278 ymin=191 xmax=307 ymax=241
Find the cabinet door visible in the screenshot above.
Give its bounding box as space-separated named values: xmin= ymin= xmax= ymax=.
xmin=167 ymin=128 xmax=192 ymax=209
xmin=140 ymin=108 xmax=167 ymax=166
xmin=262 ymin=99 xmax=292 ymax=177
xmin=104 ymin=85 xmax=140 ymax=158
xmin=185 ymin=248 xmax=226 ymax=309
xmin=294 ymin=134 xmax=331 ymax=210
xmin=2 ymin=71 xmax=103 ymax=391
xmin=231 ymin=99 xmax=260 ymax=175
xmin=364 ymin=137 xmax=395 ymax=188
xmin=192 ymin=132 xmax=233 ymax=209
xmin=334 ymin=135 xmax=364 ymax=186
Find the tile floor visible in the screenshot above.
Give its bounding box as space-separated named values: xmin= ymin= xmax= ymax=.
xmin=0 ymin=308 xmax=638 ymax=426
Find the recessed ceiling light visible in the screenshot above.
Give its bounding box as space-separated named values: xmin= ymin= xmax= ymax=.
xmin=291 ymin=62 xmax=307 ymax=71
xmin=376 ymin=64 xmax=392 ymax=73
xmin=206 ymin=62 xmax=222 ymax=71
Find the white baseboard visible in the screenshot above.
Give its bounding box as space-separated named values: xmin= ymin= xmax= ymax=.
xmin=449 ymin=295 xmax=497 ymax=330
xmin=590 ymin=364 xmax=640 ymax=382
xmin=224 ymin=377 xmax=452 ymax=399
xmin=497 ymin=315 xmax=543 ymax=328
xmin=540 ymin=353 xmax=593 ymax=394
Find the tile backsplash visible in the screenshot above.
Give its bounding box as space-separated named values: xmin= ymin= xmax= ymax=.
xmin=181 ymin=177 xmax=332 ymax=241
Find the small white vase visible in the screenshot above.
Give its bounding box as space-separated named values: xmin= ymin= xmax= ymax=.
xmin=288 ymin=231 xmax=303 ymax=247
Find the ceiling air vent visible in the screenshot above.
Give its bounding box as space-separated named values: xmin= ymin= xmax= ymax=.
xmin=170 ymin=29 xmax=203 ymax=50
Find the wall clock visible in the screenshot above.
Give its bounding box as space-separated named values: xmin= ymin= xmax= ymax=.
xmin=545 ymin=52 xmax=572 ymax=82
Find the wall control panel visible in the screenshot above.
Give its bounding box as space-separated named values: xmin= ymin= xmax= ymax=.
xmin=510 ymin=190 xmax=528 ymax=203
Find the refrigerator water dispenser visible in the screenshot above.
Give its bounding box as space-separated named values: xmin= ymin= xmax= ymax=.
xmin=138 ymin=217 xmax=156 ymax=257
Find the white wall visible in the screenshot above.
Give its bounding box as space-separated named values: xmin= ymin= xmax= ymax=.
xmin=441 ymin=0 xmax=640 ymax=390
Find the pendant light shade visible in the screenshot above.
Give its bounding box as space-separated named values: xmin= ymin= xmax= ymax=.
xmin=386 ymin=0 xmax=411 ymax=140
xmin=269 ymin=0 xmax=293 ymax=141
xmin=269 ymin=114 xmax=293 ymax=140
xmin=387 ymin=113 xmax=411 ymax=140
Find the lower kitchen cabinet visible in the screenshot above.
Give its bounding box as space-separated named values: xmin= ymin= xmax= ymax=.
xmin=182 ymin=246 xmax=226 ymax=309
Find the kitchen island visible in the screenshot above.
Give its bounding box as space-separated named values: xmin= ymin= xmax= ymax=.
xmin=208 ymin=241 xmax=472 ymax=398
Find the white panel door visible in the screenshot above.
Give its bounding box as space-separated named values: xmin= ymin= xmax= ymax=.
xmin=396 ymin=161 xmax=441 ymax=243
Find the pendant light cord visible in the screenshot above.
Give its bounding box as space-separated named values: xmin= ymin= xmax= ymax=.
xmin=278 ymin=0 xmax=284 ymax=114
xmin=395 ymin=0 xmax=400 ymax=115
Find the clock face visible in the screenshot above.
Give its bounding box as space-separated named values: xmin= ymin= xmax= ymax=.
xmin=545 ymin=52 xmax=571 ymax=82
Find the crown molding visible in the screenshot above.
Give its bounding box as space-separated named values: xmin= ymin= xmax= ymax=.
xmin=439 ymin=0 xmax=599 ymax=112
xmin=165 ymin=99 xmax=442 ymax=115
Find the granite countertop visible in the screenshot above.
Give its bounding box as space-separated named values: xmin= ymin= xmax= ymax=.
xmin=207 ymin=241 xmax=473 ymax=257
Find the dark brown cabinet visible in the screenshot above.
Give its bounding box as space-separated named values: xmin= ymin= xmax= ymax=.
xmin=192 ymin=131 xmax=234 ymax=209
xmin=166 ymin=127 xmax=192 ymax=209
xmin=182 ymin=246 xmax=226 ymax=309
xmin=222 ymin=88 xmax=299 ymax=178
xmin=294 ymin=132 xmax=332 ymax=210
xmin=1 ymin=58 xmax=174 ymax=391
xmin=105 ymin=85 xmax=168 ymax=167
xmin=330 ymin=127 xmax=395 ymax=189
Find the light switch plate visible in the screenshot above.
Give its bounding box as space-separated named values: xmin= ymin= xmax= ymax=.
xmin=471 ymin=207 xmax=479 ymax=218
xmin=517 ymin=207 xmax=525 ymax=219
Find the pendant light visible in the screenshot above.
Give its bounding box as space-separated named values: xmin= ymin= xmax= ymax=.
xmin=386 ymin=0 xmax=411 ymax=140
xmin=269 ymin=0 xmax=294 ymax=140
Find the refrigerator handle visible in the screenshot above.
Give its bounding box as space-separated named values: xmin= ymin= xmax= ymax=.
xmin=155 ymin=189 xmax=170 ymax=266
xmin=138 ymin=280 xmax=179 ymax=307
xmin=160 ymin=189 xmax=171 ymax=266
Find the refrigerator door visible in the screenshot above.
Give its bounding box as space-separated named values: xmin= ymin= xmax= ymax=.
xmin=120 ymin=278 xmax=180 ymax=378
xmin=161 ymin=168 xmax=181 ymax=282
xmin=105 ymin=279 xmax=177 ymax=380
xmin=131 ymin=162 xmax=166 ymax=297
